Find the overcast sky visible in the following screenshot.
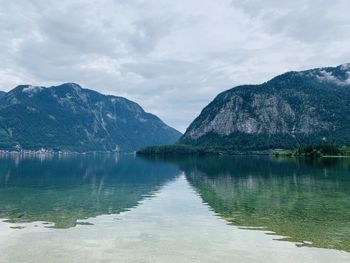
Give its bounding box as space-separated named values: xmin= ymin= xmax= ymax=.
xmin=1 ymin=0 xmax=350 ymax=132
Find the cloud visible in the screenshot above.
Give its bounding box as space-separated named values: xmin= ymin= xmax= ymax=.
xmin=0 ymin=0 xmax=350 ymax=132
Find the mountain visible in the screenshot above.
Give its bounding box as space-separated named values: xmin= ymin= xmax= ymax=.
xmin=180 ymin=64 xmax=350 ymax=151
xmin=0 ymin=83 xmax=181 ymax=152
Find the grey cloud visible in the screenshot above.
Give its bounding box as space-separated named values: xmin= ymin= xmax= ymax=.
xmin=0 ymin=0 xmax=350 ymax=132
xmin=231 ymin=0 xmax=350 ymax=43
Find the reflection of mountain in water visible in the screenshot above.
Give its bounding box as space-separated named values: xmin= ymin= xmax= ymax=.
xmin=144 ymin=155 xmax=350 ymax=252
xmin=0 ymin=154 xmax=179 ymax=228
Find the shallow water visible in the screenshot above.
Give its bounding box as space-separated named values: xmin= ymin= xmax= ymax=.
xmin=0 ymin=154 xmax=349 ymax=262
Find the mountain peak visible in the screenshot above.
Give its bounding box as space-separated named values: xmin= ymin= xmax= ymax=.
xmin=181 ymin=64 xmax=350 ymax=151
xmin=267 ymin=64 xmax=350 ymax=88
xmin=53 ymin=83 xmax=83 ymax=92
xmin=0 ymin=83 xmax=181 ymax=152
xmin=22 ymin=85 xmax=44 ymax=94
xmin=339 ymin=63 xmax=350 ymax=71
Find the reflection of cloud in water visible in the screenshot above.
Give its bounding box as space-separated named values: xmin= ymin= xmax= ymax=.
xmin=0 ymin=175 xmax=349 ymax=263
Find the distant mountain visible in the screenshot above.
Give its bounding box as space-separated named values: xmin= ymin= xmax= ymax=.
xmin=180 ymin=64 xmax=350 ymax=151
xmin=0 ymin=83 xmax=181 ymax=152
xmin=0 ymin=91 xmax=5 ymax=99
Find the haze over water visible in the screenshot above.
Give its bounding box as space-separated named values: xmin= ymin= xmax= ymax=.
xmin=0 ymin=154 xmax=349 ymax=262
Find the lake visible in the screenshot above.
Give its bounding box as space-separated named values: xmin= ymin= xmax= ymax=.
xmin=0 ymin=153 xmax=349 ymax=262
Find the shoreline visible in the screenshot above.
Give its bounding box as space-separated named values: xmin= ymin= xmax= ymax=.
xmin=322 ymin=155 xmax=350 ymax=158
xmin=0 ymin=149 xmax=122 ymax=156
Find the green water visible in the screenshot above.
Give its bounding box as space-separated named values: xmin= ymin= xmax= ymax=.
xmin=0 ymin=154 xmax=179 ymax=228
xmin=177 ymin=156 xmax=350 ymax=252
xmin=0 ymin=153 xmax=349 ymax=262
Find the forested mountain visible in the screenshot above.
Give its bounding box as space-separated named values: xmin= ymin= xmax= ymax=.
xmin=180 ymin=64 xmax=350 ymax=150
xmin=0 ymin=83 xmax=181 ymax=152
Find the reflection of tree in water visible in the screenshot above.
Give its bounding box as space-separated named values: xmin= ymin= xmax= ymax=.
xmin=179 ymin=156 xmax=350 ymax=252
xmin=0 ymin=154 xmax=179 ymax=228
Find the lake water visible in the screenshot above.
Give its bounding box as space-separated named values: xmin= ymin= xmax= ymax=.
xmin=0 ymin=153 xmax=349 ymax=262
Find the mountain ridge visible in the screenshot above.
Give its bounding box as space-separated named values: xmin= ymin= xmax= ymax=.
xmin=179 ymin=63 xmax=350 ymax=151
xmin=0 ymin=83 xmax=181 ymax=152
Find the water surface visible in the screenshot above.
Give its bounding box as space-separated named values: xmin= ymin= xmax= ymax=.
xmin=0 ymin=153 xmax=349 ymax=262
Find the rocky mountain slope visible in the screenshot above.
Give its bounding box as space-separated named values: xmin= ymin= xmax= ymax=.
xmin=0 ymin=83 xmax=181 ymax=152
xmin=180 ymin=64 xmax=350 ymax=150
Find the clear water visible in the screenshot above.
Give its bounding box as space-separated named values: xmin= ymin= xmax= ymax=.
xmin=0 ymin=153 xmax=349 ymax=262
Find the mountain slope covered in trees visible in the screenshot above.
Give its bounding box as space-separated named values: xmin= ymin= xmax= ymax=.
xmin=179 ymin=64 xmax=350 ymax=151
xmin=0 ymin=83 xmax=181 ymax=152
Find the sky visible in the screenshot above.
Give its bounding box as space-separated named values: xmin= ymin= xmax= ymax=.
xmin=1 ymin=0 xmax=350 ymax=132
